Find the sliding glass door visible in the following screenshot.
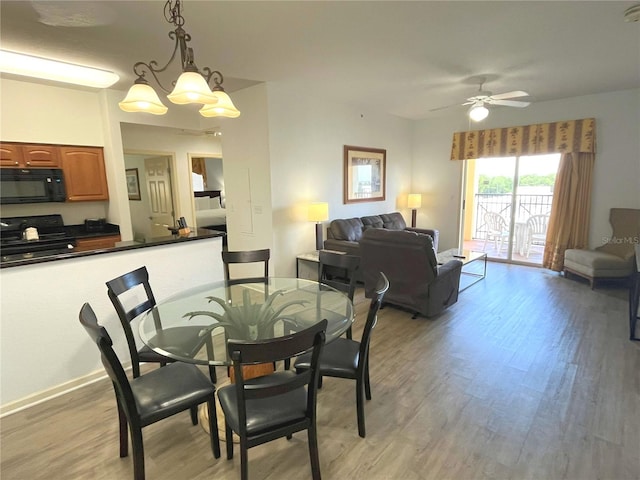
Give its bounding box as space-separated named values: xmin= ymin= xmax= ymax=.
xmin=461 ymin=153 xmax=560 ymax=265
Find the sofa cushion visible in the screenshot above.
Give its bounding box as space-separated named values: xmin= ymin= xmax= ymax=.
xmin=328 ymin=217 xmax=364 ymax=242
xmin=379 ymin=212 xmax=407 ymax=230
xmin=361 ymin=215 xmax=384 ymax=230
xmin=564 ymin=248 xmax=633 ymax=277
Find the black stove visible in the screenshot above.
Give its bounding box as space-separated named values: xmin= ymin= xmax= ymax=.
xmin=0 ymin=214 xmax=76 ymax=262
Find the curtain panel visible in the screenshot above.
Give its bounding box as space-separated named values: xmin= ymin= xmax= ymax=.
xmin=191 ymin=158 xmax=208 ymax=187
xmin=450 ymin=118 xmax=596 ymax=160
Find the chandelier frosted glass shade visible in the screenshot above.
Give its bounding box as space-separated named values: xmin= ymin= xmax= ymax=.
xmin=199 ymin=90 xmax=241 ymax=118
xmin=166 ymin=71 xmax=218 ymax=105
xmin=118 ymin=83 xmax=168 ymax=115
xmin=469 ymin=104 xmax=489 ymax=122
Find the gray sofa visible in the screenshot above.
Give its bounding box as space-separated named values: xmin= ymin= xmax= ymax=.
xmin=323 ymin=212 xmax=439 ymax=282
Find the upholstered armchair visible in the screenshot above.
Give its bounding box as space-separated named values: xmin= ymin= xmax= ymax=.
xmin=563 ymin=208 xmax=640 ymax=289
xmin=360 ymin=228 xmax=463 ymax=318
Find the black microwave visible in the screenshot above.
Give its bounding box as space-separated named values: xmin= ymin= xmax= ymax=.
xmin=0 ymin=168 xmax=67 ymax=204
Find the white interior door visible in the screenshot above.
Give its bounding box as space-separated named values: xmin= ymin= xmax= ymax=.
xmin=145 ymin=156 xmax=175 ymax=237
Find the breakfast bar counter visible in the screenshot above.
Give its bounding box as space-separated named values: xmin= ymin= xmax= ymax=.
xmin=0 ymin=227 xmax=225 ymax=269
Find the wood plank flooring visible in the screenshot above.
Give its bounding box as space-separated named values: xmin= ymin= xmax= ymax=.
xmin=2 ymin=262 xmax=638 ymax=480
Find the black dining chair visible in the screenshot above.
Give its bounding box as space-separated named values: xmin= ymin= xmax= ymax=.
xmin=316 ymin=250 xmax=360 ymax=339
xmin=217 ymin=319 xmax=328 ymax=480
xmin=106 ymin=266 xmax=217 ymax=387
xmin=295 ymin=272 xmax=389 ymax=438
xmin=222 ymin=248 xmax=270 ymax=283
xmin=283 ymin=250 xmax=359 ymax=370
xmin=79 ymin=303 xmax=220 ymax=480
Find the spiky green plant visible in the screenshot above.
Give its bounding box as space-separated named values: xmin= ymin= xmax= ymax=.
xmin=183 ymin=288 xmax=309 ymax=340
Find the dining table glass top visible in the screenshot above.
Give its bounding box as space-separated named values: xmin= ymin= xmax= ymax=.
xmin=138 ymin=277 xmax=354 ymax=366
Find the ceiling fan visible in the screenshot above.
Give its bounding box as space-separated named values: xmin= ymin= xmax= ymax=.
xmin=432 ymin=78 xmax=531 ymax=121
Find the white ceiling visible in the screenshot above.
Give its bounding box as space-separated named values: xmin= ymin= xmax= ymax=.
xmin=1 ymin=1 xmax=639 ymax=120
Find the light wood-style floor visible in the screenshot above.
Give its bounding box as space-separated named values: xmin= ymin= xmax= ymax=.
xmin=2 ymin=262 xmax=638 ymax=480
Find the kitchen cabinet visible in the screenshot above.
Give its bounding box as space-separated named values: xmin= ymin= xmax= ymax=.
xmin=60 ymin=146 xmax=109 ymax=201
xmin=0 ymin=143 xmax=60 ymax=168
xmin=74 ymin=234 xmax=121 ymax=252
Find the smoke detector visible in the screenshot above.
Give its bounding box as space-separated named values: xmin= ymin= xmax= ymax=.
xmin=624 ymin=4 xmax=640 ymax=22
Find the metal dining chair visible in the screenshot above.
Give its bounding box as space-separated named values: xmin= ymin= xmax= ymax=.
xmin=217 ymin=320 xmax=328 ymax=480
xmin=295 ymin=272 xmax=389 ymax=438
xmin=79 ymin=303 xmax=220 ymax=480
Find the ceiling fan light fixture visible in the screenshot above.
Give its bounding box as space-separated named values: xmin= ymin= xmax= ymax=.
xmin=469 ymin=104 xmax=489 ymax=122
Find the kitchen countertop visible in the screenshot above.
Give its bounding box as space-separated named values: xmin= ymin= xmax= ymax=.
xmin=0 ymin=227 xmax=225 ymax=268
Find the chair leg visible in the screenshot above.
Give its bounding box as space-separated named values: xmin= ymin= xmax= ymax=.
xmin=356 ymin=379 xmax=366 ymax=438
xmin=307 ymin=424 xmax=322 ymax=480
xmin=131 ymin=426 xmax=145 ymax=480
xmin=345 ymin=326 xmax=353 ymax=340
xmin=284 ymin=358 xmax=291 ymax=370
xmin=205 ymin=340 xmax=217 ymax=384
xmin=190 ymin=406 xmax=198 ymax=425
xmin=207 ymin=399 xmax=221 ymax=458
xmin=117 ymin=400 xmax=128 ymax=458
xmin=225 ymin=423 xmax=234 ymax=460
xmin=240 ymin=439 xmax=249 ymax=480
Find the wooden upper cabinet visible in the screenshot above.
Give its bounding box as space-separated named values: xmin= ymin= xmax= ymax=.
xmin=60 ymin=146 xmax=109 ymax=201
xmin=0 ymin=143 xmax=60 ymax=168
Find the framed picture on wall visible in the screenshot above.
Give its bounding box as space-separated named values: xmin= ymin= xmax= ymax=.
xmin=343 ymin=145 xmax=386 ymax=204
xmin=126 ymin=168 xmax=141 ymax=201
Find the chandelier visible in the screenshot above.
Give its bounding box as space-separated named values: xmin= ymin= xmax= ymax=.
xmin=118 ymin=0 xmax=240 ymax=118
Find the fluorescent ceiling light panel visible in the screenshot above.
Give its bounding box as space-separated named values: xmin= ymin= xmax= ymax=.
xmin=0 ymin=50 xmax=119 ymax=88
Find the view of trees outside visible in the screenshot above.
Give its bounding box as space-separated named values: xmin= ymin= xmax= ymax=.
xmin=476 ymin=154 xmax=560 ymax=194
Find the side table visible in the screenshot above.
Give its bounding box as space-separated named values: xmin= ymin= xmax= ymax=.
xmin=296 ymin=251 xmax=320 ymax=280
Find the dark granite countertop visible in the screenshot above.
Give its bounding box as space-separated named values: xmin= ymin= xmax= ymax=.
xmin=0 ymin=228 xmax=225 ymax=269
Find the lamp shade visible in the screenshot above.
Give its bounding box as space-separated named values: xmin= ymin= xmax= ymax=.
xmin=308 ymin=202 xmax=329 ymax=222
xmin=199 ymin=90 xmax=241 ymax=118
xmin=118 ymin=83 xmax=168 ymax=115
xmin=407 ymin=193 xmax=422 ymax=209
xmin=469 ymin=104 xmax=489 ymax=122
xmin=167 ymin=71 xmax=217 ymax=105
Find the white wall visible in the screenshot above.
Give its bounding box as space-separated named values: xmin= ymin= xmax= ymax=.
xmin=266 ymin=81 xmax=414 ymax=276
xmin=412 ymin=88 xmax=640 ymax=250
xmin=0 ymin=237 xmax=224 ymax=409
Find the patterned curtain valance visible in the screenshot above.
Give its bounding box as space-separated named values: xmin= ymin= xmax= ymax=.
xmin=450 ymin=118 xmax=596 ymax=160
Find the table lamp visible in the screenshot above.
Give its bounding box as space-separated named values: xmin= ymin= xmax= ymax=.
xmin=407 ymin=194 xmax=422 ymax=228
xmin=308 ymin=202 xmax=329 ymax=250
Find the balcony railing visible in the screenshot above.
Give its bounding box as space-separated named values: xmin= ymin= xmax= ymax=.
xmin=472 ymin=193 xmax=553 ymax=238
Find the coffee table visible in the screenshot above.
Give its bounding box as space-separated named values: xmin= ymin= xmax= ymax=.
xmin=437 ymin=248 xmax=487 ymax=291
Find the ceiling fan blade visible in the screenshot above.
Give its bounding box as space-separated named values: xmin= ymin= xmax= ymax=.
xmin=490 ymin=99 xmax=531 ymax=107
xmin=490 ymin=90 xmax=529 ymax=100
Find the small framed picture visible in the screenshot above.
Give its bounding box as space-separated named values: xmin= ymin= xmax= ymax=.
xmin=126 ymin=168 xmax=141 ymax=201
xmin=343 ymin=145 xmax=386 ymax=204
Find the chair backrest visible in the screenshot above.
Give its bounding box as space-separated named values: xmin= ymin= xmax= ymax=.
xmin=527 ymin=214 xmax=549 ymax=234
xmin=227 ymin=319 xmax=328 ymax=427
xmin=357 ymin=272 xmax=389 ymax=371
xmin=222 ymin=249 xmax=270 ymax=282
xmin=485 ymin=212 xmax=508 ymax=231
xmin=79 ymin=303 xmax=138 ymax=427
xmin=596 ymin=208 xmax=640 ymax=259
xmin=106 ymin=266 xmax=156 ymax=376
xmin=318 ymin=250 xmax=360 ymax=301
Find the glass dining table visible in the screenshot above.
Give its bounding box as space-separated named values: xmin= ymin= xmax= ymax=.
xmin=138 ymin=277 xmax=354 ymax=368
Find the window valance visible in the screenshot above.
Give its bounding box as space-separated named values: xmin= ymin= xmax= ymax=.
xmin=450 ymin=118 xmax=596 ymax=160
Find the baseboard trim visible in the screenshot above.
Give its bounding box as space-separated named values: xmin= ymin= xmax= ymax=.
xmin=0 ymin=362 xmax=132 ymax=418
